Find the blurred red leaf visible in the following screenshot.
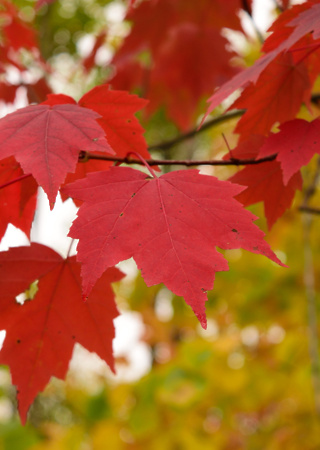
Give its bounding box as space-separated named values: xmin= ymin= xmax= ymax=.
xmin=229 ymin=161 xmax=302 ymax=229
xmin=204 ymin=1 xmax=320 ymax=120
xmin=259 ymin=118 xmax=320 ymax=184
xmin=83 ymin=31 xmax=107 ymax=72
xmin=111 ymin=0 xmax=249 ymax=128
xmin=230 ymin=52 xmax=310 ymax=139
xmin=0 ymin=243 xmax=124 ymax=423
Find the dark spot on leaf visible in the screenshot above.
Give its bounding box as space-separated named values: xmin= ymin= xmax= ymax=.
xmin=253 ymin=246 xmax=258 ymax=251
xmin=119 ymin=212 xmax=124 ymax=217
xmin=231 ymin=228 xmax=238 ymax=233
xmin=17 ymin=339 xmax=21 ymax=344
xmin=72 ymin=335 xmax=76 ymax=340
xmin=92 ymin=138 xmax=98 ymax=141
xmin=131 ymin=193 xmax=136 ymax=197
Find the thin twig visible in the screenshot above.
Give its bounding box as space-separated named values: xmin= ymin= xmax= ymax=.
xmin=80 ymin=152 xmax=277 ymax=167
xmin=147 ymin=109 xmax=245 ymax=152
xmin=299 ymin=206 xmax=320 ymax=215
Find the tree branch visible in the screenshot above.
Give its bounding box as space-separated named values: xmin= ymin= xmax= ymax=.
xmin=149 ymin=95 xmax=320 ymax=153
xmin=299 ymin=206 xmax=320 ymax=215
xmin=147 ymin=109 xmax=245 ymax=152
xmin=80 ymin=152 xmax=277 ymax=167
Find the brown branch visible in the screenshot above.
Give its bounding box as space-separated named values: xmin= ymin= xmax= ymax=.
xmin=147 ymin=109 xmax=245 ymax=152
xmin=80 ymin=152 xmax=277 ymax=167
xmin=149 ymin=96 xmax=320 ymax=153
xmin=299 ymin=206 xmax=320 ymax=215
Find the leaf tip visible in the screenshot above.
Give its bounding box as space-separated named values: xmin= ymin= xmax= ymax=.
xmin=198 ymin=314 xmax=207 ymax=330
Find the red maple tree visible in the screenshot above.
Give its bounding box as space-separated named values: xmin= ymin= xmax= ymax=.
xmin=0 ymin=0 xmax=319 ymax=423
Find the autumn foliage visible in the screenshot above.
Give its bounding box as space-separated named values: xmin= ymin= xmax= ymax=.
xmin=0 ymin=0 xmax=320 ymax=430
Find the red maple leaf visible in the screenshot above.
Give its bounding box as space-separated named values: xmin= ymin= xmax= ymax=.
xmin=110 ymin=0 xmax=248 ymax=128
xmin=43 ymin=87 xmax=151 ymax=163
xmin=0 ymin=243 xmax=124 ymax=423
xmin=262 ymin=2 xmax=312 ymax=53
xmin=78 ymin=85 xmax=151 ymax=160
xmin=281 ymin=1 xmax=320 ymax=50
xmin=147 ymin=24 xmax=237 ymax=130
xmin=0 ymin=157 xmax=37 ymax=241
xmin=0 ymin=103 xmax=113 ymax=206
xmin=229 ymin=161 xmax=302 ymax=229
xmin=259 ymin=118 xmax=320 ymax=184
xmin=204 ymin=1 xmax=320 ymax=119
xmin=62 ymin=159 xmax=114 ymax=205
xmin=63 ymin=167 xmax=284 ymax=329
xmin=230 ymin=52 xmax=310 ymax=139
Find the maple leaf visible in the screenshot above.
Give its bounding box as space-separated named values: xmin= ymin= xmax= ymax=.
xmin=0 ymin=157 xmax=37 ymax=241
xmin=230 ymin=52 xmax=310 ymax=139
xmin=229 ymin=161 xmax=302 ymax=229
xmin=63 ymin=167 xmax=284 ymax=329
xmin=147 ymin=23 xmax=237 ymax=130
xmin=0 ymin=243 xmax=124 ymax=424
xmin=43 ymin=87 xmax=152 ymax=164
xmin=261 ymin=2 xmax=312 ymax=53
xmin=0 ymin=103 xmax=113 ymax=206
xmin=78 ymin=85 xmax=152 ymax=161
xmin=258 ymin=118 xmax=320 ymax=184
xmin=204 ymin=1 xmax=320 ymax=119
xmin=282 ymin=1 xmax=320 ymax=50
xmin=62 ymin=159 xmax=114 ymax=206
xmin=110 ymin=0 xmax=248 ymax=128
